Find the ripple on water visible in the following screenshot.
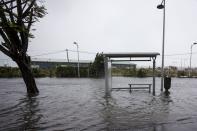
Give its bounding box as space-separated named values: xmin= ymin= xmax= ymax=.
xmin=1 ymin=77 xmax=197 ymax=130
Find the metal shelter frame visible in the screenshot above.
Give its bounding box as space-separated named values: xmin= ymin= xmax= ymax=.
xmin=104 ymin=52 xmax=160 ymax=96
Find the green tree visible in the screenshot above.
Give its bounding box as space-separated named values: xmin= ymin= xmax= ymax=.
xmin=0 ymin=0 xmax=46 ymax=95
xmin=90 ymin=53 xmax=104 ymax=77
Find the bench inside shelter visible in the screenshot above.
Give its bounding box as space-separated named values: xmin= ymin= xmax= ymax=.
xmin=128 ymin=83 xmax=151 ymax=93
xmin=112 ymin=83 xmax=152 ymax=93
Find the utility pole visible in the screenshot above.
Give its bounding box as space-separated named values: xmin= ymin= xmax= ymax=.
xmin=66 ymin=49 xmax=69 ymax=63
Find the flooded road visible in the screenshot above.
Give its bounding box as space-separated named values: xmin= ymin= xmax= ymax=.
xmin=0 ymin=77 xmax=197 ymax=131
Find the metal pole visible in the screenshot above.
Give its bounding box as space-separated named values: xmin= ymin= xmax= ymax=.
xmin=74 ymin=42 xmax=80 ymax=78
xmin=77 ymin=44 xmax=80 ymax=78
xmin=153 ymin=57 xmax=156 ymax=96
xmin=160 ymin=0 xmax=165 ymax=91
xmin=104 ymin=57 xmax=110 ymax=97
xmin=189 ymin=43 xmax=197 ymax=77
xmin=66 ymin=49 xmax=69 ymax=63
xmin=189 ymin=45 xmax=192 ymax=77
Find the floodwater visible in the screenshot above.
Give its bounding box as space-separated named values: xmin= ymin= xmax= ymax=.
xmin=0 ymin=77 xmax=197 ymax=131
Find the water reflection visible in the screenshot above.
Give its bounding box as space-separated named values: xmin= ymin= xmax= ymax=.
xmin=18 ymin=95 xmax=42 ymax=130
xmin=102 ymin=96 xmax=116 ymax=130
xmin=101 ymin=91 xmax=174 ymax=131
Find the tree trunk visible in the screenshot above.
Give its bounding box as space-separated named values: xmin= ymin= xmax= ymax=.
xmin=16 ymin=60 xmax=39 ymax=96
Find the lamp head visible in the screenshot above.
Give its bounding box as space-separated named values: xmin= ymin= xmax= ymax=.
xmin=157 ymin=4 xmax=164 ymax=9
xmin=193 ymin=43 xmax=197 ymax=45
xmin=73 ymin=42 xmax=77 ymax=45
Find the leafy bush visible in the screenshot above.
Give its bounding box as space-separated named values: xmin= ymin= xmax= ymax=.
xmin=0 ymin=67 xmax=21 ymax=77
xmin=56 ymin=66 xmax=76 ymax=77
xmin=137 ymin=68 xmax=147 ymax=77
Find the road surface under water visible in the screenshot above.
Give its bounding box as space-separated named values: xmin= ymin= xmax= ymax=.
xmin=0 ymin=77 xmax=197 ymax=131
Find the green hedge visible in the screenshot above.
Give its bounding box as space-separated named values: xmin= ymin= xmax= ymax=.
xmin=56 ymin=66 xmax=89 ymax=77
xmin=0 ymin=67 xmax=21 ymax=77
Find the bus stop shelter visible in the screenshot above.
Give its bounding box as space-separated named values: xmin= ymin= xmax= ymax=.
xmin=103 ymin=52 xmax=160 ymax=96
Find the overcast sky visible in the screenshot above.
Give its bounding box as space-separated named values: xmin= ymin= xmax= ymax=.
xmin=1 ymin=0 xmax=197 ymax=68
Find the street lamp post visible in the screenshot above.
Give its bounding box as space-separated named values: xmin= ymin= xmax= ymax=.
xmin=73 ymin=42 xmax=80 ymax=78
xmin=66 ymin=49 xmax=69 ymax=63
xmin=157 ymin=0 xmax=165 ymax=91
xmin=189 ymin=42 xmax=197 ymax=77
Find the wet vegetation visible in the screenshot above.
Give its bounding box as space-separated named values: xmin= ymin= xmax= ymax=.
xmin=1 ymin=66 xmax=197 ymax=78
xmin=0 ymin=67 xmax=21 ymax=78
xmin=56 ymin=66 xmax=89 ymax=78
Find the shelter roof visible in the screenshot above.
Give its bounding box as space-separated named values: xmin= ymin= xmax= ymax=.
xmin=103 ymin=52 xmax=160 ymax=58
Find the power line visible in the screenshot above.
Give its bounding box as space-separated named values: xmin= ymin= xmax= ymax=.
xmin=31 ymin=50 xmax=66 ymax=57
xmin=31 ymin=49 xmax=97 ymax=57
xmin=67 ymin=49 xmax=96 ymax=54
xmin=157 ymin=52 xmax=197 ymax=57
xmin=27 ymin=48 xmax=197 ymax=58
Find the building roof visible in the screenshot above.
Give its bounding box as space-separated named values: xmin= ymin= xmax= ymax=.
xmin=103 ymin=52 xmax=160 ymax=58
xmin=31 ymin=58 xmax=92 ymax=63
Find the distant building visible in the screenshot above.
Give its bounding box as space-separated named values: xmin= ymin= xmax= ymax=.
xmin=31 ymin=58 xmax=136 ymax=69
xmin=112 ymin=62 xmax=136 ymax=69
xmin=31 ymin=58 xmax=92 ymax=69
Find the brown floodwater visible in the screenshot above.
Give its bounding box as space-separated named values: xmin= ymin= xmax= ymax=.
xmin=0 ymin=77 xmax=197 ymax=131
